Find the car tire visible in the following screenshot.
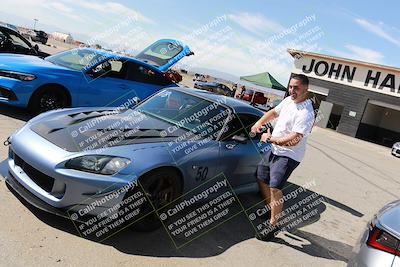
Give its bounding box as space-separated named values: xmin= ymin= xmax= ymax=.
xmin=130 ymin=169 xmax=182 ymax=232
xmin=28 ymin=86 xmax=70 ymax=114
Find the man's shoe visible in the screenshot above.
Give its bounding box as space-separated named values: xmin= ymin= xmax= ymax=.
xmin=255 ymin=224 xmax=281 ymax=241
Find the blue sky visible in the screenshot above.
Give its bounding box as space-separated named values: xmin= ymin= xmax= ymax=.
xmin=2 ymin=0 xmax=400 ymax=83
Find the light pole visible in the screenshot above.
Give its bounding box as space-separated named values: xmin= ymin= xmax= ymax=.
xmin=33 ymin=18 xmax=38 ymax=30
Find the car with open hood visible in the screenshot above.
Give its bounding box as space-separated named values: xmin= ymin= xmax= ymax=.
xmin=6 ymin=87 xmax=270 ymax=231
xmin=0 ymin=39 xmax=193 ymax=113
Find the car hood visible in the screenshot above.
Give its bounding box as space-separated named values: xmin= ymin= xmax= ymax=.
xmin=135 ymin=39 xmax=193 ymax=72
xmin=0 ymin=53 xmax=70 ymax=72
xmin=30 ymin=108 xmax=188 ymax=152
xmin=377 ymin=199 xmax=400 ymax=239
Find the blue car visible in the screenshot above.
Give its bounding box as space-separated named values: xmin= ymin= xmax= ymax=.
xmin=0 ymin=39 xmax=193 ymax=113
xmin=6 ymin=87 xmax=270 ymax=231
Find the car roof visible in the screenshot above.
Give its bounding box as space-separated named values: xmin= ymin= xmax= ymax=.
xmin=171 ymin=87 xmax=264 ymax=116
xmin=197 ymin=81 xmax=218 ymax=86
xmin=0 ymin=25 xmax=18 ymax=34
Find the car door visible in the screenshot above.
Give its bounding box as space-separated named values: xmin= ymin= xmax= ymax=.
xmin=123 ymin=61 xmax=174 ymax=102
xmin=79 ymin=58 xmax=137 ymax=107
xmin=218 ymin=113 xmax=271 ymax=189
xmin=135 ymin=39 xmax=193 ymax=72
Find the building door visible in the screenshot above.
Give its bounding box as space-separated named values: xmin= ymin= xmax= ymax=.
xmin=315 ymin=101 xmax=332 ymax=128
xmin=356 ymin=100 xmax=400 ymax=147
xmin=327 ymin=104 xmax=344 ymax=130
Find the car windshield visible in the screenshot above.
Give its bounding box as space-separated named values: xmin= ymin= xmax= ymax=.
xmin=137 ymin=89 xmax=230 ymax=139
xmin=45 ymin=49 xmax=110 ymax=71
xmin=0 ymin=28 xmax=31 ymax=49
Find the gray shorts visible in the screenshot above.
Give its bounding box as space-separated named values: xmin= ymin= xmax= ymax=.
xmin=256 ymin=150 xmax=300 ymax=190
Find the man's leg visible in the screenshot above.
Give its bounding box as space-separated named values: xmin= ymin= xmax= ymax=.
xmin=257 ymin=180 xmax=271 ymax=204
xmin=268 ymin=157 xmax=300 ymax=227
xmin=256 ymin=150 xmax=273 ymax=206
xmin=258 ymin=180 xmax=283 ymax=225
xmin=269 ymin=188 xmax=283 ymax=226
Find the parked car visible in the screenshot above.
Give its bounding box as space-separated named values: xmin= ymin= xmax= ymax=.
xmin=348 ymin=200 xmax=400 ymax=266
xmin=194 ymin=81 xmax=233 ymax=96
xmin=32 ymin=30 xmax=48 ymax=45
xmin=0 ymin=39 xmax=193 ymax=113
xmin=0 ymin=25 xmax=49 ymax=57
xmin=391 ymin=142 xmax=400 ymax=157
xmin=20 ymin=29 xmax=37 ymax=41
xmin=6 ymin=87 xmax=270 ymax=231
xmin=241 ymin=89 xmax=268 ymax=105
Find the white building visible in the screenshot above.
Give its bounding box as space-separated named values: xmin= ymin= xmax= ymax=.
xmin=50 ymin=32 xmax=74 ymax=44
xmin=288 ymin=49 xmax=400 ymax=147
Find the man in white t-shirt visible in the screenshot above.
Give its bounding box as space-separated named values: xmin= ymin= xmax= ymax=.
xmin=250 ymin=74 xmax=315 ymax=241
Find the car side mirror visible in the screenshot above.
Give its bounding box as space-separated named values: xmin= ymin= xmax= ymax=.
xmin=33 ymin=44 xmax=39 ymax=51
xmin=232 ymin=135 xmax=247 ymax=144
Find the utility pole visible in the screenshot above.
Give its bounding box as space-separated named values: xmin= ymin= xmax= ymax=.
xmin=33 ymin=18 xmax=38 ymax=30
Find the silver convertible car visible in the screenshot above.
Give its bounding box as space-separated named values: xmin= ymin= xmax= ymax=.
xmin=6 ymin=87 xmax=269 ymax=230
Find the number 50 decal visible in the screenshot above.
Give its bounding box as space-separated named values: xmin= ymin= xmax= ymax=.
xmin=195 ymin=166 xmax=208 ymax=181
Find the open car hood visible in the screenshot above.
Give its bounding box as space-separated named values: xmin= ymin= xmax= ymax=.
xmin=135 ymin=39 xmax=193 ymax=72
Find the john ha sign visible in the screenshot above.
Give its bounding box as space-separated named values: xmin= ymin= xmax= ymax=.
xmin=293 ymin=56 xmax=400 ymax=98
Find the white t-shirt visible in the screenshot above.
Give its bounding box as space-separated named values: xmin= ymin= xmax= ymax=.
xmin=271 ymin=96 xmax=315 ymax=162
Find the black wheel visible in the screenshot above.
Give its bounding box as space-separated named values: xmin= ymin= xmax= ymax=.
xmin=131 ymin=169 xmax=182 ymax=232
xmin=28 ymin=86 xmax=70 ymax=114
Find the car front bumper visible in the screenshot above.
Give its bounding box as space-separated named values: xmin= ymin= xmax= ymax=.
xmin=391 ymin=147 xmax=400 ymax=157
xmin=6 ymin=170 xmax=74 ymax=220
xmin=0 ymin=77 xmax=35 ymax=108
xmin=7 ymin=126 xmax=134 ymax=217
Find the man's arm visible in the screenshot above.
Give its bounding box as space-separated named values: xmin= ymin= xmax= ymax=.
xmin=251 ymin=108 xmax=279 ymax=133
xmin=261 ymin=130 xmax=303 ymax=147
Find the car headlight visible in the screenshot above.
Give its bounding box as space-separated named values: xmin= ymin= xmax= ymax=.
xmin=0 ymin=70 xmax=36 ymax=81
xmin=65 ymin=155 xmax=131 ymax=175
xmin=393 ymin=142 xmax=400 ymax=149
